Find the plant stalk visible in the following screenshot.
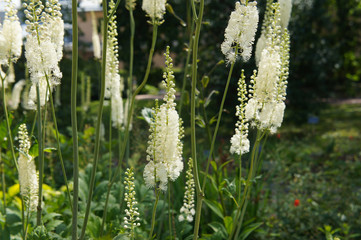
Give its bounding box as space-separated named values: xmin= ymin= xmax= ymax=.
xmin=36 ymin=85 xmax=44 ymax=226
xmin=149 ymin=189 xmax=160 ymax=240
xmin=71 ymin=0 xmax=79 ymax=237
xmin=79 ymin=0 xmax=108 ymax=237
xmin=191 ymin=0 xmax=205 ymax=238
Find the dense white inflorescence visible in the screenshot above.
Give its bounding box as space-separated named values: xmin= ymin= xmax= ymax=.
xmin=24 ymin=0 xmax=64 ymax=108
xmin=230 ymin=71 xmax=250 ymax=155
xmin=142 ymin=0 xmax=167 ymax=23
xmin=221 ymin=0 xmax=259 ymax=63
xmin=8 ymin=80 xmax=26 ymax=110
xmin=178 ymin=158 xmax=195 ymax=222
xmin=245 ymin=2 xmax=290 ymax=134
xmin=0 ymin=0 xmax=23 ymax=65
xmin=91 ymin=11 xmax=101 ymax=59
xmin=279 ymin=0 xmax=293 ymax=28
xmin=143 ymin=47 xmax=184 ymax=191
xmin=18 ymin=124 xmax=39 ymax=211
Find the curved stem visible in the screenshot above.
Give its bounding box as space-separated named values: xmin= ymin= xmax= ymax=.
xmin=71 ymin=0 xmax=79 ymax=237
xmin=44 ymin=76 xmax=73 ymax=213
xmin=191 ymin=0 xmax=205 ymax=238
xmin=148 ymin=189 xmax=160 ymax=240
xmin=201 ymin=62 xmax=235 ymax=192
xmin=79 ymin=0 xmax=108 ymax=238
xmin=178 ymin=20 xmax=194 ymax=116
xmin=1 ymin=77 xmax=19 ymax=172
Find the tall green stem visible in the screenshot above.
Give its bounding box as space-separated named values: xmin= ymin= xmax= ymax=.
xmin=71 ymin=0 xmax=79 ymax=237
xmin=148 ymin=189 xmax=160 ymax=240
xmin=44 ymin=76 xmax=73 ymax=213
xmin=36 ymin=85 xmax=44 ymax=226
xmin=1 ymin=77 xmax=19 ymax=172
xmin=100 ymin=24 xmax=158 ymax=234
xmin=79 ymin=0 xmax=108 ymax=238
xmin=229 ymin=131 xmax=263 ymax=240
xmin=0 ymin=150 xmax=5 ymax=215
xmin=191 ymin=0 xmax=205 ymax=238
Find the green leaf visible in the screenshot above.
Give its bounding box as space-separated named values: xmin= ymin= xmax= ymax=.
xmin=113 ymin=234 xmax=130 ymax=240
xmin=210 ymin=161 xmax=218 ymax=172
xmin=224 ymin=216 xmax=233 ymax=235
xmin=239 ymin=222 xmax=263 ymax=240
xmin=208 ymin=222 xmax=227 ymax=239
xmin=204 ymin=199 xmax=224 ymax=219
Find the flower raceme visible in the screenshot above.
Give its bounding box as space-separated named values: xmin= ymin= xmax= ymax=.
xmin=0 ymin=0 xmax=23 ymax=65
xmin=221 ymin=0 xmax=259 ymax=63
xmin=18 ymin=124 xmax=39 ymax=211
xmin=179 ymin=158 xmax=196 ymax=222
xmin=123 ymin=168 xmax=140 ymax=237
xmin=142 ymin=0 xmax=167 ymax=24
xmin=23 ymin=0 xmax=64 ymax=108
xmin=143 ymin=47 xmax=184 ymax=191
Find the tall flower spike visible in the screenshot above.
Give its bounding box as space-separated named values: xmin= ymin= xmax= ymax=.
xmin=18 ymin=124 xmax=39 ymax=211
xmin=143 ymin=46 xmax=184 ymax=191
xmin=279 ymin=0 xmax=292 ymax=29
xmin=24 ymin=0 xmax=64 ymax=109
xmin=124 ymin=168 xmax=140 ymax=238
xmin=91 ymin=11 xmax=101 ymax=59
xmin=0 ymin=0 xmax=23 ymax=65
xmin=142 ymin=0 xmax=167 ymax=24
xmin=230 ymin=70 xmax=250 ymax=155
xmin=221 ymin=0 xmax=259 ymax=63
xmin=179 ymin=158 xmax=195 ymax=222
xmin=8 ymin=80 xmax=26 ymax=110
xmin=245 ymin=2 xmax=289 ymax=134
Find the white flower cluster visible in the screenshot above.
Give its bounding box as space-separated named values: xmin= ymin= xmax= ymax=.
xmin=221 ymin=0 xmax=259 ymax=63
xmin=230 ymin=71 xmax=250 ymax=155
xmin=18 ymin=124 xmax=39 ymax=211
xmin=178 ymin=158 xmax=195 ymax=222
xmin=0 ymin=0 xmax=23 ymax=65
xmin=142 ymin=0 xmax=167 ymax=24
xmin=123 ymin=168 xmax=140 ymax=237
xmin=24 ymin=0 xmax=64 ymax=109
xmin=8 ymin=80 xmax=26 ymax=110
xmin=91 ymin=11 xmax=101 ymax=59
xmin=245 ymin=2 xmax=290 ymax=134
xmin=143 ymin=47 xmax=184 ymax=191
xmin=255 ymin=0 xmax=292 ymax=65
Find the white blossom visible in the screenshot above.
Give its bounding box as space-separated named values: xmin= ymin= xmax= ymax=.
xmin=91 ymin=11 xmax=101 ymax=59
xmin=142 ymin=0 xmax=167 ymax=22
xmin=279 ymin=0 xmax=292 ymax=28
xmin=179 ymin=158 xmax=195 ymax=222
xmin=143 ymin=47 xmax=184 ymax=191
xmin=8 ymin=80 xmax=26 ymax=110
xmin=18 ymin=124 xmax=39 ymax=211
xmin=123 ymin=168 xmax=140 ymax=238
xmin=221 ymin=0 xmax=259 ymax=63
xmin=0 ymin=0 xmax=23 ymax=65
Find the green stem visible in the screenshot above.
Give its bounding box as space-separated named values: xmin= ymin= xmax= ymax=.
xmin=168 ymin=184 xmax=172 ymax=240
xmin=24 ymin=208 xmax=30 ymax=240
xmin=101 ymin=24 xmax=159 ymax=232
xmin=109 ymin=100 xmax=112 ymax=182
xmin=44 ymin=76 xmax=73 ymax=213
xmin=229 ymin=131 xmax=263 ymax=240
xmin=30 ymin=111 xmax=37 ymax=137
xmin=71 ymin=0 xmax=79 ymax=237
xmin=0 ymin=150 xmax=6 ymax=215
xmin=148 ymin=189 xmax=160 ymax=240
xmin=1 ymin=77 xmax=19 ymax=172
xmin=201 ymin=62 xmax=235 ymax=192
xmin=191 ymin=0 xmax=205 ymax=238
xmin=36 ymin=85 xmax=44 ymax=226
xmin=178 ymin=20 xmax=194 ymax=116
xmin=79 ymin=1 xmax=108 ymax=238
xmin=21 ymin=196 xmax=25 ymax=239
